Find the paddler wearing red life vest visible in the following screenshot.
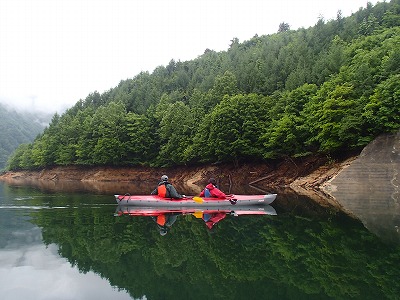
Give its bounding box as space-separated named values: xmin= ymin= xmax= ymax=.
xmin=200 ymin=178 xmax=226 ymax=199
xmin=202 ymin=212 xmax=227 ymax=229
xmin=151 ymin=175 xmax=184 ymax=199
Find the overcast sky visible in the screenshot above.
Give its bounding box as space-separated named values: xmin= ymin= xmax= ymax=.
xmin=0 ymin=0 xmax=380 ymax=113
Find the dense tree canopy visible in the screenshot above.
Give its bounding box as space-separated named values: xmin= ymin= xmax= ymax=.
xmin=7 ymin=0 xmax=400 ymax=170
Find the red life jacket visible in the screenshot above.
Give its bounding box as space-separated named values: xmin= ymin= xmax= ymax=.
xmin=157 ymin=184 xmax=167 ymax=197
xmin=205 ymin=213 xmax=226 ymax=229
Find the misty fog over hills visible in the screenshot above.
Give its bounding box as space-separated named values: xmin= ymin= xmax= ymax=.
xmin=0 ymin=102 xmax=51 ymax=170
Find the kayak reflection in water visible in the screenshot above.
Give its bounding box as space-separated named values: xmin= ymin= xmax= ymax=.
xmin=151 ymin=213 xmax=180 ymax=236
xmin=199 ymin=178 xmax=226 ymax=199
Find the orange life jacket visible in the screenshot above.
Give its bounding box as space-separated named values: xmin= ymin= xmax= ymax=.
xmin=157 ymin=214 xmax=166 ymax=226
xmin=157 ymin=184 xmax=167 ymax=197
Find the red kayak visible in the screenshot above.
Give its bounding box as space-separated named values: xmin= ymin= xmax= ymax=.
xmin=115 ymin=193 xmax=277 ymax=206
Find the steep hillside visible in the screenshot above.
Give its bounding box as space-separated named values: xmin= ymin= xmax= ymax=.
xmin=6 ymin=0 xmax=400 ymax=171
xmin=0 ymin=103 xmax=48 ymax=170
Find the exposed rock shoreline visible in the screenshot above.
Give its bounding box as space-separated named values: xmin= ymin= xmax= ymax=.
xmin=0 ymin=154 xmax=356 ymax=210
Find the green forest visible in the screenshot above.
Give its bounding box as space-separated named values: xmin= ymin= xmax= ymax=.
xmin=0 ymin=103 xmax=46 ymax=170
xmin=7 ymin=0 xmax=400 ymax=170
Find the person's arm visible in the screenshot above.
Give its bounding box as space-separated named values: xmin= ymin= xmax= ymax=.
xmin=167 ymin=184 xmax=183 ymax=199
xmin=151 ymin=187 xmax=158 ymax=195
xmin=165 ymin=214 xmax=178 ymax=226
xmin=212 ymin=188 xmax=226 ymax=199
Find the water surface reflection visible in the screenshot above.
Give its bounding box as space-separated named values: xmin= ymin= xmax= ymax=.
xmin=0 ymin=183 xmax=133 ymax=300
xmin=1 ymin=180 xmax=400 ymax=299
xmin=0 ymin=177 xmax=275 ymax=195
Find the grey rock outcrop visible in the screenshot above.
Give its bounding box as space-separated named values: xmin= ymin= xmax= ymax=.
xmin=323 ymin=131 xmax=400 ymax=244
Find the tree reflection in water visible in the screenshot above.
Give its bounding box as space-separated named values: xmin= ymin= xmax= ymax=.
xmin=3 ymin=179 xmax=400 ymax=299
xmin=27 ymin=192 xmax=400 ymax=300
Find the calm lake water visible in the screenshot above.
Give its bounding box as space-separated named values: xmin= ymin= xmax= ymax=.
xmin=0 ymin=180 xmax=399 ymax=300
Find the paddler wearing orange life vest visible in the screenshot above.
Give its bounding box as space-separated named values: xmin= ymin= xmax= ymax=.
xmin=151 ymin=175 xmax=184 ymax=199
xmin=151 ymin=212 xmax=180 ymax=236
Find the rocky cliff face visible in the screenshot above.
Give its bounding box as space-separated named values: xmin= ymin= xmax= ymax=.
xmin=323 ymin=131 xmax=400 ymax=244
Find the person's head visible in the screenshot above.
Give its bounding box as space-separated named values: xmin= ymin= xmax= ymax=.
xmin=161 ymin=175 xmax=168 ymax=182
xmin=208 ymin=178 xmax=216 ymax=185
xmin=159 ymin=227 xmax=168 ymax=236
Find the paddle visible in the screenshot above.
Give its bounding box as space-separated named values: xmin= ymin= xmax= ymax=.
xmin=193 ymin=211 xmax=203 ymax=218
xmin=193 ymin=196 xmax=237 ymax=205
xmin=192 ymin=196 xmax=204 ymax=204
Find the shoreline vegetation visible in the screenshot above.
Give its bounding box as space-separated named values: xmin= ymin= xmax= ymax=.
xmin=0 ymin=153 xmax=357 ymax=210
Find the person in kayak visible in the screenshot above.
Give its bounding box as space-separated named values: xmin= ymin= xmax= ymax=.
xmin=151 ymin=175 xmax=184 ymax=199
xmin=151 ymin=212 xmax=180 ymax=236
xmin=200 ymin=178 xmax=226 ymax=199
xmin=202 ymin=212 xmax=227 ymax=230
